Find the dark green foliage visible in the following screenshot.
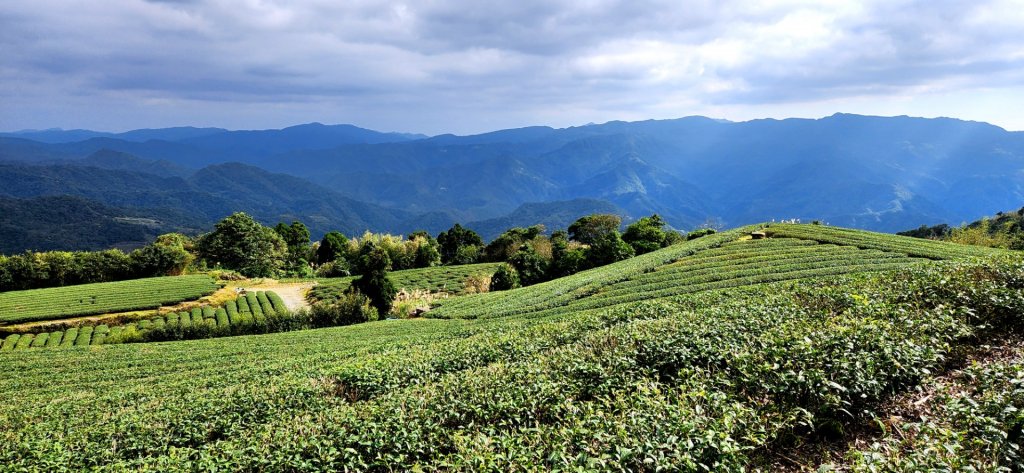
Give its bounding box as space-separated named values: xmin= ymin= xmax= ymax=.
xmin=315 ymin=231 xmax=349 ymax=265
xmin=309 ymin=292 xmax=379 ymax=327
xmin=568 ymin=214 xmax=621 ymax=245
xmin=274 ymin=221 xmax=312 ymax=277
xmin=489 ymin=264 xmax=520 ymax=291
xmin=483 ymin=225 xmax=544 ymax=262
xmin=548 ymin=230 xmax=585 ymax=278
xmin=351 ymin=243 xmax=398 ymax=315
xmin=509 ymin=244 xmax=549 ymax=286
xmin=622 ymin=214 xmax=676 ymax=255
xmin=128 ymin=236 xmax=193 ymax=278
xmin=0 ymin=249 xmax=131 ymax=292
xmin=267 ymin=292 xmax=288 ymax=314
xmin=190 ymin=307 xmax=203 ymax=323
xmin=437 ymin=224 xmax=483 ymax=265
xmin=586 ymin=230 xmax=635 ymax=267
xmin=247 ymin=293 xmax=264 ymax=319
xmin=196 ymin=212 xmax=287 ymax=278
xmin=413 ymin=239 xmax=441 ymax=268
xmin=686 ymin=228 xmax=717 ymax=240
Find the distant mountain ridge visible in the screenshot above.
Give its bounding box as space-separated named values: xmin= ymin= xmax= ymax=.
xmin=2 ymin=113 xmax=1022 ymax=242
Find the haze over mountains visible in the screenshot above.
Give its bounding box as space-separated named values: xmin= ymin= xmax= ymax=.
xmin=1 ymin=114 xmax=1022 ymax=252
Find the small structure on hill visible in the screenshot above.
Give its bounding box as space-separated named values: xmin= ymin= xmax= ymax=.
xmin=751 ymin=231 xmax=767 ymax=240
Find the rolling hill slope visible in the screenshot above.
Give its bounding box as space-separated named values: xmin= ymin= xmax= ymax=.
xmin=0 ymin=225 xmax=1020 ymax=470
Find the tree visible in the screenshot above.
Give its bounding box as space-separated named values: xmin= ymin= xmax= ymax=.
xmin=587 ymin=231 xmax=635 ymax=267
xmin=437 ymin=224 xmax=483 ymax=265
xmin=274 ymin=221 xmax=312 ymax=276
xmin=408 ymin=230 xmax=441 ymax=268
xmin=489 ymin=264 xmax=520 ymax=291
xmin=549 ymin=230 xmax=586 ymax=278
xmin=129 ymin=233 xmax=193 ymax=277
xmin=622 ymin=214 xmax=671 ymax=255
xmin=351 ymin=242 xmax=398 ymax=315
xmin=196 ymin=212 xmax=287 ymax=278
xmin=568 ymin=214 xmax=621 ymax=245
xmin=483 ymin=225 xmax=545 ymax=262
xmin=315 ymin=231 xmax=350 ymax=265
xmin=509 ymin=244 xmax=550 ymax=286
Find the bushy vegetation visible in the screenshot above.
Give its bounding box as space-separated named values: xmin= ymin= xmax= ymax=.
xmin=0 ymin=233 xmax=193 ymax=291
xmin=0 ymin=275 xmax=218 ymax=325
xmin=0 ymin=240 xmax=1019 ymax=469
xmin=308 ymin=263 xmax=502 ymax=304
xmin=899 ymin=208 xmax=1024 ymax=250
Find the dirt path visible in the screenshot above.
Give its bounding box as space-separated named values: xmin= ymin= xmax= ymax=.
xmin=245 ymin=281 xmax=316 ymax=312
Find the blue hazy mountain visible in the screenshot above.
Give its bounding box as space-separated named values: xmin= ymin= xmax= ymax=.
xmin=2 ymin=114 xmax=1022 ymax=237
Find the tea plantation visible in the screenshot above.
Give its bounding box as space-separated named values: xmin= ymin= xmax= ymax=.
xmin=0 ymin=275 xmax=219 ymax=325
xmin=0 ymin=290 xmax=286 ymax=351
xmin=1 ymin=224 xmax=1021 ymax=471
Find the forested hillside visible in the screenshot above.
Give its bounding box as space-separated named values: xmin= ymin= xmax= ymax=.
xmin=2 ymin=113 xmax=1024 ymax=243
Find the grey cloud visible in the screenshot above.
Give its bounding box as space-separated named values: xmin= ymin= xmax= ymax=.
xmin=1 ymin=0 xmax=1022 ymax=133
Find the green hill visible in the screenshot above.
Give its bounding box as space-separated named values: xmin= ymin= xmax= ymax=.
xmin=0 ymin=224 xmax=1020 ymax=471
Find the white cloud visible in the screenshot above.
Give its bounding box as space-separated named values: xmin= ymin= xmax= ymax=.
xmin=0 ymin=0 xmax=1022 ymax=134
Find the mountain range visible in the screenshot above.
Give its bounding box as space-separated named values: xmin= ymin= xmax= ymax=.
xmin=1 ymin=114 xmax=1022 ymax=252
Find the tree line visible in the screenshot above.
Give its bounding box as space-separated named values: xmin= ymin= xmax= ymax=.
xmin=1 ymin=211 xmax=716 ymax=295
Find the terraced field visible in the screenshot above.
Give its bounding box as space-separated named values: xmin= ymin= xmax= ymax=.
xmin=0 ymin=291 xmax=287 ymax=351
xmin=429 ymin=227 xmax=926 ymax=319
xmin=308 ymin=262 xmax=501 ymax=303
xmin=0 ymin=275 xmax=219 ymax=325
xmin=1 ymin=225 xmax=1021 ymax=471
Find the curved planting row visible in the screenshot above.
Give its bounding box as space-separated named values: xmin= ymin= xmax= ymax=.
xmin=0 ymin=291 xmax=286 ymax=352
xmin=765 ymin=223 xmax=999 ymax=259
xmin=0 ymin=275 xmax=220 ymax=325
xmin=2 ymin=257 xmax=1021 ymax=470
xmin=430 ymin=226 xmax=761 ymax=319
xmin=431 ymin=234 xmax=928 ymax=320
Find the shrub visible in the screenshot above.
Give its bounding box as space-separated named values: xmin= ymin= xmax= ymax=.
xmin=59 ymin=328 xmax=78 ymax=347
xmin=74 ymin=326 xmax=93 ymax=346
xmin=489 ymin=264 xmax=521 ymax=291
xmin=13 ymin=333 xmax=34 ymax=350
xmin=1 ymin=334 xmax=19 ymax=351
xmin=309 ymin=292 xmax=379 ymax=327
xmin=215 ymin=308 xmax=229 ymax=327
xmin=45 ymin=331 xmax=63 ymax=348
xmin=687 ymin=228 xmax=717 ymax=240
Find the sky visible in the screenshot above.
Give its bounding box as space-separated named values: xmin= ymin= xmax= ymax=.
xmin=2 ymin=0 xmax=1023 ymax=136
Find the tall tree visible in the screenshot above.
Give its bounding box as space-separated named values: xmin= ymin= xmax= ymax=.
xmin=623 ymin=214 xmax=677 ymax=255
xmin=315 ymin=231 xmax=350 ymax=265
xmin=568 ymin=214 xmax=622 ymax=245
xmin=351 ymin=242 xmax=397 ymax=315
xmin=197 ymin=212 xmax=287 ymax=277
xmin=437 ymin=224 xmax=483 ymax=265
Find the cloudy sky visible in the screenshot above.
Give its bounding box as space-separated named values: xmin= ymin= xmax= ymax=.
xmin=2 ymin=0 xmax=1023 ymax=135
